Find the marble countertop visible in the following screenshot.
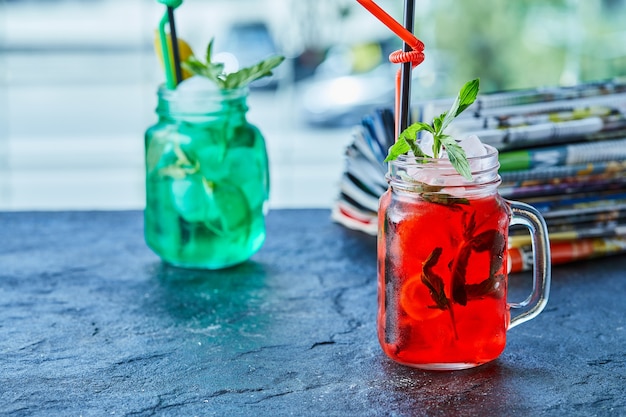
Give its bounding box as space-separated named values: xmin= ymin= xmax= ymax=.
xmin=1 ymin=209 xmax=624 ymax=416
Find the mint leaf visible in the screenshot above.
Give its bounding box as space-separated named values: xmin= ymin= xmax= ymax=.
xmin=205 ymin=39 xmax=215 ymax=65
xmin=440 ymin=136 xmax=472 ymax=180
xmin=385 ymin=122 xmax=431 ymax=162
xmin=384 ymin=78 xmax=480 ymax=180
xmin=440 ymin=106 xmax=457 ymax=134
xmin=384 ymin=137 xmax=411 ymax=162
xmin=433 ymin=114 xmax=444 ymax=133
xmin=408 ymin=140 xmax=427 ymax=159
xmin=466 ymin=229 xmax=507 ymax=300
xmin=400 ymin=121 xmax=435 ymax=139
xmin=182 ymin=56 xmax=224 ymax=86
xmin=455 ymin=78 xmax=480 ymax=116
xmin=421 ymin=247 xmax=458 ymax=339
xmin=451 ymin=245 xmax=471 ymax=306
xmin=421 ymin=247 xmax=450 ymax=311
xmin=422 ymin=192 xmax=470 ymax=207
xmin=440 ymin=78 xmax=479 ymax=134
xmin=183 ymin=38 xmax=285 ymax=90
xmin=223 ymin=55 xmax=286 ymax=89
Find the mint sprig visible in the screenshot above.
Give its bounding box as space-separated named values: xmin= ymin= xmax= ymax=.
xmin=421 ymin=247 xmax=458 ymax=339
xmin=182 ymin=39 xmax=285 ymax=89
xmin=384 ymin=78 xmax=480 ymax=180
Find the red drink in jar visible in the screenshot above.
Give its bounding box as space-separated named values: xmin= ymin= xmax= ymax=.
xmin=378 ymin=146 xmax=551 ymax=370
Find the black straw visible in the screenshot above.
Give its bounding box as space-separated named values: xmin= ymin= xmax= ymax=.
xmin=398 ymin=0 xmax=415 ymax=135
xmin=167 ymin=6 xmax=183 ymax=86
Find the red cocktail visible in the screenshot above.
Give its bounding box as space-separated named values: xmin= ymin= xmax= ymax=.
xmin=377 ymin=146 xmax=551 ymax=370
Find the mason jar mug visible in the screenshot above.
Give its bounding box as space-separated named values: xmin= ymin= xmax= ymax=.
xmin=377 ymin=144 xmax=551 ymax=370
xmin=144 ymin=86 xmax=270 ymax=269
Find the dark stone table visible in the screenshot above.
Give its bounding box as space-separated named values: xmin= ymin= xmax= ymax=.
xmin=1 ymin=209 xmax=624 ymax=416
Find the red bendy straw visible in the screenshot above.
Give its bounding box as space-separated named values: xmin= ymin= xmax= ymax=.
xmin=356 ymin=0 xmax=421 ymax=50
xmin=356 ymin=0 xmax=424 ymax=137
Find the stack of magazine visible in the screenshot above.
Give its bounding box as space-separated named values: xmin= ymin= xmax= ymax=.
xmin=332 ymin=78 xmax=626 ymax=272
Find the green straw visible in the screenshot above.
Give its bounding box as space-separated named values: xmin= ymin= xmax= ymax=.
xmin=157 ymin=0 xmax=183 ymax=89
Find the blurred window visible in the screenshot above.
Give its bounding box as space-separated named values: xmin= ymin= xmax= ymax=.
xmin=1 ymin=0 xmax=625 ymax=209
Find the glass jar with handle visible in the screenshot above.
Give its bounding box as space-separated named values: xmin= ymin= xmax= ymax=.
xmin=377 ymin=144 xmax=551 ymax=370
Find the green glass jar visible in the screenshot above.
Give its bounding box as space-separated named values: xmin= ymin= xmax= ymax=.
xmin=144 ymin=85 xmax=269 ymax=269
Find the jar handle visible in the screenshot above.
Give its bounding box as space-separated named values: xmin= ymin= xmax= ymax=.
xmin=507 ymin=200 xmax=552 ymax=329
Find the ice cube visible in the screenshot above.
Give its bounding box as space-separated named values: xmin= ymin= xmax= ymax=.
xmin=459 ymin=134 xmax=491 ymax=175
xmin=458 ymin=134 xmax=487 ymax=158
xmin=171 ymin=76 xmax=222 ymax=119
xmin=176 ymin=76 xmax=220 ymax=94
xmin=418 ymin=132 xmax=435 ymax=157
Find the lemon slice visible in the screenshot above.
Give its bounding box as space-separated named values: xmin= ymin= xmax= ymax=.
xmin=154 ymin=30 xmax=195 ymax=82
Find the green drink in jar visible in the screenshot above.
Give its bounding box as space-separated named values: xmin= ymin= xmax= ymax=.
xmin=145 ymin=39 xmax=283 ymax=269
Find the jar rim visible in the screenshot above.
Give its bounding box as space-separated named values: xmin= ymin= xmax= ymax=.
xmin=390 ymin=143 xmax=499 ymax=165
xmin=386 ymin=143 xmax=501 ymax=190
xmin=157 ymin=84 xmax=249 ymax=101
xmin=155 ymin=83 xmax=249 ymax=118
